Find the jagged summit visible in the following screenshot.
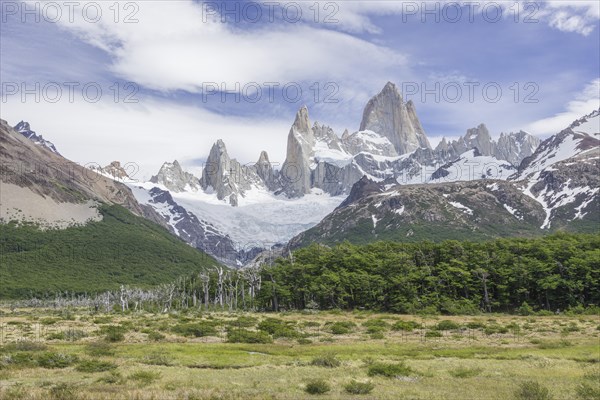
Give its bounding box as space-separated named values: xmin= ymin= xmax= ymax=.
xmin=14 ymin=121 xmax=60 ymax=155
xmin=359 ymin=82 xmax=431 ymax=154
xmin=151 ymin=160 xmax=199 ymax=193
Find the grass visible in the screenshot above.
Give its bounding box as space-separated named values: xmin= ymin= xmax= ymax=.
xmin=304 ymin=379 xmax=330 ymax=395
xmin=0 ymin=309 xmax=598 ymax=399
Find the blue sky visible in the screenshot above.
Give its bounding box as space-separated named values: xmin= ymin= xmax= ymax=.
xmin=1 ymin=1 xmax=599 ymax=177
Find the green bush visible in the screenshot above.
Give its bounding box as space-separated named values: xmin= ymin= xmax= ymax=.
xmin=230 ymin=316 xmax=258 ymax=328
xmin=436 ymin=320 xmax=460 ymax=330
xmin=310 ymin=354 xmax=341 ymax=368
xmin=0 ymin=352 xmax=36 ymax=369
xmin=172 ymin=322 xmax=217 ymax=338
xmin=367 ymin=362 xmax=412 ymax=378
xmin=425 ymin=330 xmax=443 ymax=338
xmin=76 ymin=359 xmax=117 ymax=373
xmin=392 ymin=320 xmax=420 ymax=332
xmin=257 ymin=318 xmax=299 ymax=338
xmin=100 ymin=326 xmax=127 ymax=342
xmin=85 ymin=342 xmax=114 ymax=357
xmin=362 ymin=319 xmax=389 ymax=330
xmin=147 ymin=331 xmax=166 ymax=341
xmin=37 ymin=352 xmax=78 ymax=369
xmin=227 ymin=329 xmax=273 ymax=344
xmin=344 ymin=380 xmax=375 ymax=395
xmin=305 ymin=379 xmax=330 ymax=395
xmin=514 ymin=381 xmax=552 ymax=400
xmin=329 ymin=321 xmax=356 ymax=335
xmin=518 ymin=302 xmax=534 ymax=316
xmin=466 ymin=321 xmax=486 ymax=329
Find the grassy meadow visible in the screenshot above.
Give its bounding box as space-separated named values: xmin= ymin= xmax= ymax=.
xmin=0 ymin=308 xmax=598 ymax=400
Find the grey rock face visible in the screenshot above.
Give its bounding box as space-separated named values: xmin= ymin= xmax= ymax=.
xmin=434 ymin=124 xmax=540 ymax=167
xmin=496 ymin=131 xmax=541 ymax=166
xmin=359 ymin=82 xmax=431 ymax=154
xmin=151 ymin=160 xmax=199 ymax=192
xmin=281 ymin=106 xmax=315 ymax=197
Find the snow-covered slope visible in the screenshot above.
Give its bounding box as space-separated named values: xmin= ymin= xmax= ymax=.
xmin=511 ymin=110 xmax=600 ymax=229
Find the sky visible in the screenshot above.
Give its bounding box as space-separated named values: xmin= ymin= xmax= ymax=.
xmin=1 ymin=0 xmax=599 ymax=179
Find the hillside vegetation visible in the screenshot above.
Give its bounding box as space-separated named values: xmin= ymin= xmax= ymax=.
xmin=0 ymin=205 xmax=219 ymax=298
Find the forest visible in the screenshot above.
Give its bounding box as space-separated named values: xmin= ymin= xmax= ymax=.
xmin=10 ymin=232 xmax=599 ymax=316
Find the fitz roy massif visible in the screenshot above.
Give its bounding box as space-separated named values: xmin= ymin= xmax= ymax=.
xmin=2 ymin=83 xmax=598 ymax=267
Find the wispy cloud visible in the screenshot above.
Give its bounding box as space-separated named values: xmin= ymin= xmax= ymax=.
xmin=525 ymin=79 xmax=600 ymax=135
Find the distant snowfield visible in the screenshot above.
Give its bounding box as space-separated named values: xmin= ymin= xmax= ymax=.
xmin=130 ymin=182 xmax=344 ymax=246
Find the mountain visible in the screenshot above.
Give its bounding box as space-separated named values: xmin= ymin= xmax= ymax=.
xmin=289 ymin=110 xmax=600 ymax=248
xmin=131 ymin=82 xmax=544 ymax=266
xmin=0 ymin=119 xmax=219 ymax=297
xmin=360 ymin=82 xmax=431 ymax=154
xmin=14 ymin=121 xmax=60 ymax=155
xmin=512 ymin=109 xmax=600 ymax=231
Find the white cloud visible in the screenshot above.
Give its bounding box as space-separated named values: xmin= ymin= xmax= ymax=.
xmin=1 ymin=94 xmax=292 ymax=179
xmin=46 ymin=1 xmax=407 ymax=96
xmin=525 ymin=79 xmax=600 ymax=135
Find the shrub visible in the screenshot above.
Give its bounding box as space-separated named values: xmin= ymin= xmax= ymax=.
xmin=466 ymin=321 xmax=486 ymax=329
xmin=227 ymin=329 xmax=273 ymax=344
xmin=425 ymin=330 xmax=443 ymax=338
xmin=48 ymin=329 xmax=87 ymax=342
xmin=101 ymin=326 xmax=126 ymax=342
xmin=436 ymin=320 xmax=460 ymax=330
xmin=329 ymin=321 xmax=355 ymax=335
xmin=344 ymin=380 xmax=375 ymax=395
xmin=85 ymin=342 xmax=114 ymax=357
xmin=392 ymin=320 xmax=420 ymax=332
xmin=172 ymin=322 xmax=217 ymax=338
xmin=297 ymin=338 xmax=312 ymax=345
xmin=305 ymin=379 xmax=330 ymax=395
xmin=147 ymin=331 xmax=166 ymax=341
xmin=518 ymin=302 xmax=534 ymax=316
xmin=362 ymin=319 xmax=389 ymax=330
xmin=514 ymin=381 xmax=552 ymax=400
xmin=370 ymin=332 xmax=385 ymax=339
xmin=368 ymin=362 xmax=412 ymax=378
xmin=449 ymin=367 xmax=483 ymax=378
xmin=257 ymin=318 xmax=299 ymax=338
xmin=311 ymin=354 xmax=341 ymax=368
xmin=76 ymin=359 xmax=117 ymax=373
xmin=37 ymin=352 xmax=78 ymax=369
xmin=0 ymin=352 xmax=36 ymax=369
xmin=230 ymin=316 xmax=258 ymax=328
xmin=129 ymin=370 xmax=161 ymax=386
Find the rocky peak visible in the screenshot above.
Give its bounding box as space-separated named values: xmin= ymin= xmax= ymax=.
xmin=281 ymin=106 xmax=316 ymax=197
xmin=151 ymin=160 xmax=199 ymax=192
xmin=13 ymin=121 xmax=60 ymax=155
xmin=464 ymin=123 xmax=494 ymax=155
xmin=359 ymin=82 xmax=431 ymax=155
xmin=102 ymin=161 xmax=131 ymax=181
